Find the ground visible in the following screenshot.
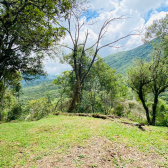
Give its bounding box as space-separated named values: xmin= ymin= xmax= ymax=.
xmin=0 ymin=114 xmax=168 ymax=168
xmin=35 ymin=137 xmax=166 ymax=168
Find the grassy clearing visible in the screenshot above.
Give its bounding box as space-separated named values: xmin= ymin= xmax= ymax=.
xmin=0 ymin=114 xmax=168 ymax=167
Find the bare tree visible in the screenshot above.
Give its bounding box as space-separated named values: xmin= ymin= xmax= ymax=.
xmin=57 ymin=12 xmax=138 ymax=112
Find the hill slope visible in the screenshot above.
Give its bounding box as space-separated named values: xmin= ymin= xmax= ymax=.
xmin=21 ymin=75 xmax=56 ymax=88
xmin=20 ymin=80 xmax=60 ymax=103
xmin=103 ymin=42 xmax=154 ymax=74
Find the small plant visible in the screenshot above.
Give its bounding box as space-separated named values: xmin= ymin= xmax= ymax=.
xmin=78 ymin=154 xmax=85 ymax=158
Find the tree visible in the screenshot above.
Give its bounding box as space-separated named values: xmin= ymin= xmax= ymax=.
xmin=127 ymin=60 xmax=152 ymax=124
xmin=52 ymin=70 xmax=72 ymax=111
xmin=144 ymin=14 xmax=168 ymax=55
xmin=58 ymin=12 xmax=136 ymax=112
xmin=0 ymin=70 xmax=22 ymax=120
xmin=0 ymin=0 xmax=72 ymax=83
xmin=127 ymin=47 xmax=168 ymax=125
xmin=55 ymin=53 xmax=127 ymax=114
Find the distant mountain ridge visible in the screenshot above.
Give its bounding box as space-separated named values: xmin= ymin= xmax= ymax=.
xmin=103 ymin=41 xmax=155 ymax=74
xmin=22 ymin=75 xmax=56 ymax=87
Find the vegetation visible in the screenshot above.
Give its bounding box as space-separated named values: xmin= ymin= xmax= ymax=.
xmin=57 ymin=12 xmax=135 ymax=112
xmin=0 ymin=114 xmax=168 ymax=168
xmin=20 ymin=81 xmax=60 ymax=103
xmin=127 ymin=14 xmax=168 ymax=126
xmin=0 ymin=2 xmax=168 ymax=167
xmin=53 ymin=56 xmax=127 ymax=114
xmin=0 ymin=0 xmax=72 ymax=83
xmin=103 ymin=41 xmax=154 ymax=74
xmin=127 ymin=48 xmax=168 ymax=125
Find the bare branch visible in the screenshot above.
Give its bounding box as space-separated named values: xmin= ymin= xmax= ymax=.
xmin=56 ymin=44 xmax=73 ymax=50
xmin=98 ymin=33 xmax=139 ymax=51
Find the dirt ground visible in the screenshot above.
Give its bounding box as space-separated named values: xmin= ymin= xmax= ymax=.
xmin=34 ymin=137 xmax=167 ymax=168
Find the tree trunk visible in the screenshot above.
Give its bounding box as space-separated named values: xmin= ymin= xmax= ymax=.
xmin=68 ymin=84 xmax=80 ymax=112
xmin=139 ymin=90 xmax=151 ymax=124
xmin=54 ymin=98 xmax=62 ymax=111
xmin=152 ymin=94 xmax=158 ymax=126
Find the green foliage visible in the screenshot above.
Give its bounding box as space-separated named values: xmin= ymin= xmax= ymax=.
xmin=113 ymin=104 xmax=124 ymax=117
xmin=104 ymin=41 xmax=154 ymax=74
xmin=0 ymin=91 xmax=21 ymax=121
xmin=54 ymin=57 xmax=128 ymax=114
xmin=0 ymin=0 xmax=72 ymax=83
xmin=25 ymin=97 xmax=53 ymax=121
xmin=145 ymin=14 xmax=168 ymax=56
xmin=156 ymin=99 xmax=168 ymax=126
xmin=7 ymin=103 xmax=22 ymax=121
xmin=127 ymin=46 xmax=168 ymax=125
xmin=20 ymin=81 xmax=60 ymax=104
xmin=0 ymin=71 xmax=23 ymax=121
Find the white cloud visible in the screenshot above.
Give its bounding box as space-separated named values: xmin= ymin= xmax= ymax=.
xmin=145 ymin=11 xmax=167 ymax=27
xmin=44 ymin=0 xmax=168 ymax=75
xmin=44 ymin=58 xmax=71 ymax=75
xmin=121 ymin=0 xmax=165 ymax=14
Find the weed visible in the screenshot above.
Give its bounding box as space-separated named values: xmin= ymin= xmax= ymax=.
xmin=113 ymin=157 xmax=119 ymax=166
xmin=73 ymin=158 xmax=83 ymax=167
xmin=34 ymin=156 xmax=43 ymax=161
xmin=58 ymin=158 xmax=63 ymax=162
xmin=78 ymin=154 xmax=85 ymax=158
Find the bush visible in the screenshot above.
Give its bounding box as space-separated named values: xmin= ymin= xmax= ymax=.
xmin=156 ymin=99 xmax=168 ymax=126
xmin=7 ymin=103 xmax=22 ymax=121
xmin=113 ymin=104 xmax=124 ymax=117
xmin=156 ymin=112 xmax=168 ymax=126
xmin=25 ymin=97 xmax=53 ymax=121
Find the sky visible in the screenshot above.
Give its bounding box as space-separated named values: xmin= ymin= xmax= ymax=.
xmin=44 ymin=0 xmax=168 ymax=76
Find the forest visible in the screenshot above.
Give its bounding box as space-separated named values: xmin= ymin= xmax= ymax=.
xmin=0 ymin=0 xmax=168 ymax=167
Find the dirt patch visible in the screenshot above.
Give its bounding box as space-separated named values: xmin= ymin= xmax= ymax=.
xmin=34 ymin=137 xmax=166 ymax=168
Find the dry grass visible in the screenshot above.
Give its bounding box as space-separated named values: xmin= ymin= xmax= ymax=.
xmin=34 ymin=137 xmax=166 ymax=168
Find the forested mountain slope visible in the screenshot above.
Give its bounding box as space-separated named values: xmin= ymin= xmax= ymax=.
xmin=21 ymin=75 xmax=56 ymax=87
xmin=103 ymin=41 xmax=154 ymax=74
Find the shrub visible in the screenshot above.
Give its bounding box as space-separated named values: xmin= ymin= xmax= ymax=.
xmin=8 ymin=103 xmax=22 ymax=120
xmin=25 ymin=97 xmax=53 ymax=121
xmin=113 ymin=104 xmax=124 ymax=117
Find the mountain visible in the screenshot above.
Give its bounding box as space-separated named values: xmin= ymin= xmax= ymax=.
xmin=21 ymin=75 xmax=56 ymax=88
xmin=103 ymin=41 xmax=154 ymax=74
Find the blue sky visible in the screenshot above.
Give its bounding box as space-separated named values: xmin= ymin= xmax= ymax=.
xmin=44 ymin=0 xmax=168 ymax=75
xmin=145 ymin=5 xmax=168 ymax=23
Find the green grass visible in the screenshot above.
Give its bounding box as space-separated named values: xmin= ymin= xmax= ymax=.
xmin=0 ymin=115 xmax=168 ymax=167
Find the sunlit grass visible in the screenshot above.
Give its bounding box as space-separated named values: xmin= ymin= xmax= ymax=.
xmin=0 ymin=114 xmax=168 ymax=167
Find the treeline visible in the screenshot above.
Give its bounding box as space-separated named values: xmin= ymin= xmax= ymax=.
xmin=0 ymin=0 xmax=168 ymax=126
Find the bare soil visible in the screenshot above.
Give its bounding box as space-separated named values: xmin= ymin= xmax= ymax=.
xmin=34 ymin=137 xmax=166 ymax=168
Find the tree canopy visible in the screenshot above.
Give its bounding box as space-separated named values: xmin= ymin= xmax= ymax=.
xmin=0 ymin=0 xmax=72 ymax=82
xmin=127 ymin=47 xmax=168 ymax=125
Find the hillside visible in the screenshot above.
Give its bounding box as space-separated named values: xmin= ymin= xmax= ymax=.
xmin=21 ymin=75 xmax=56 ymax=88
xmin=20 ymin=81 xmax=60 ymax=103
xmin=103 ymin=41 xmax=154 ymax=74
xmin=0 ymin=114 xmax=168 ymax=168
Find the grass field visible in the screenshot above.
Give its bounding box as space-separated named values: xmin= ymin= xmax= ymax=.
xmin=0 ymin=114 xmax=168 ymax=168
